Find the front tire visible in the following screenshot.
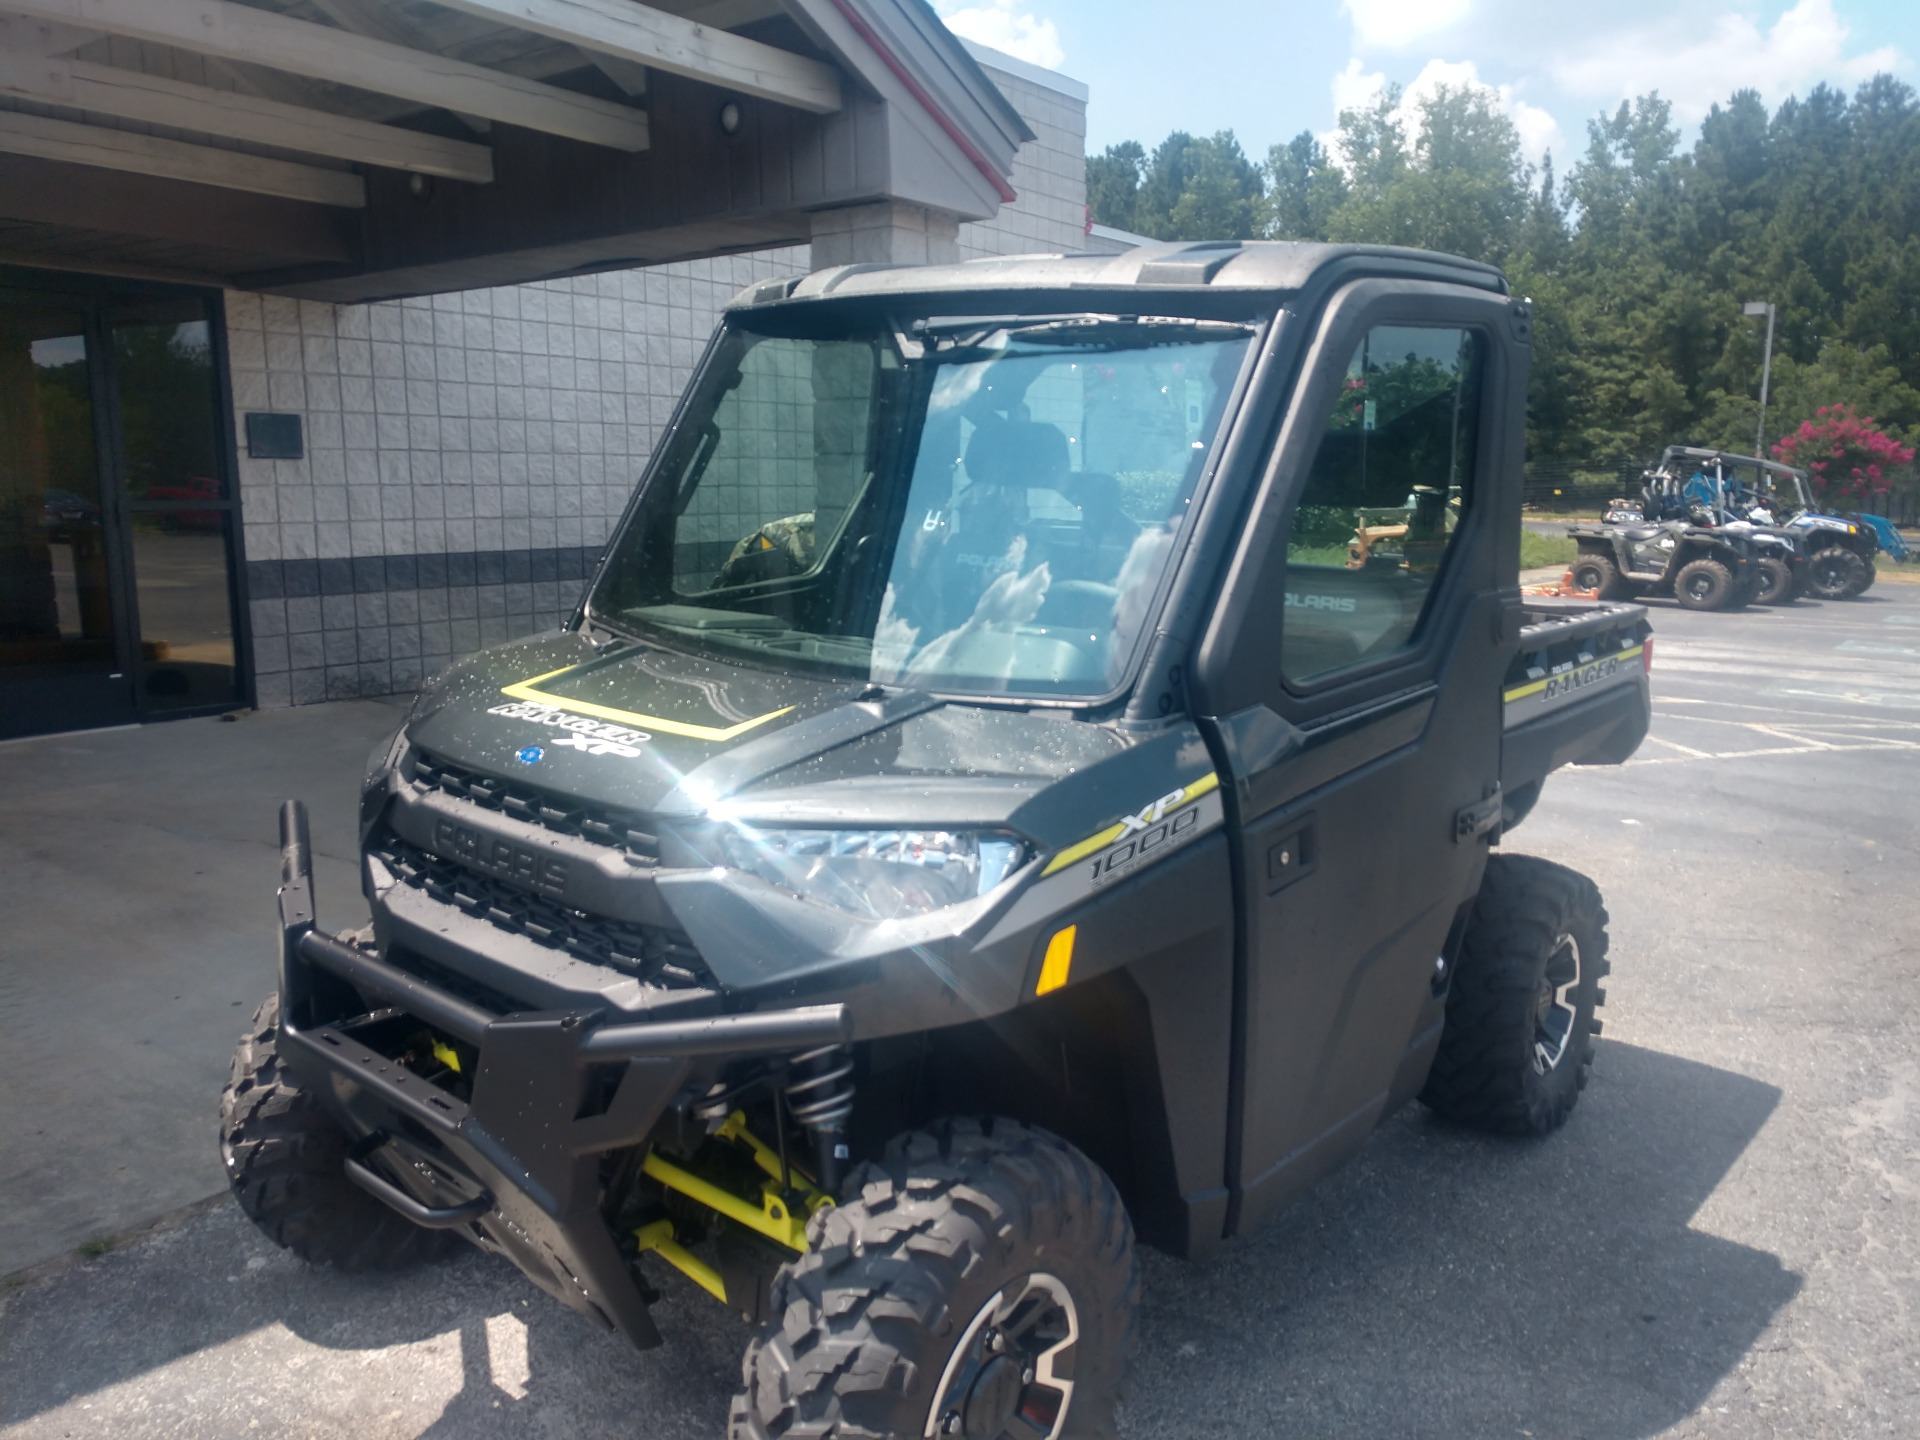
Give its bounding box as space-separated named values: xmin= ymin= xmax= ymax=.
xmin=1672 ymin=556 xmax=1735 ymax=610
xmin=731 ymin=1118 xmax=1137 ymax=1440
xmin=1846 ymin=560 xmax=1877 ymax=598
xmin=1420 ymin=856 xmax=1610 ymax=1136
xmin=1804 ymin=546 xmax=1868 ymax=600
xmin=220 ymin=995 xmax=456 ymax=1270
xmin=1569 ymin=551 xmax=1627 ymax=599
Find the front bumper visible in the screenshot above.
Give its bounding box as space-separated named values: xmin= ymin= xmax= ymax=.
xmin=271 ymin=800 xmax=847 ymax=1349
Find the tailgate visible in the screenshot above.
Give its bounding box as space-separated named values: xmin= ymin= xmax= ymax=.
xmin=1501 ymin=598 xmax=1653 ymax=794
xmin=1504 ymin=599 xmax=1650 ymax=728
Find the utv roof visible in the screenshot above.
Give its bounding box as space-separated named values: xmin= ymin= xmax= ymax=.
xmin=728 ymin=240 xmax=1507 ymax=309
xmin=1657 ymin=445 xmax=1808 ymax=480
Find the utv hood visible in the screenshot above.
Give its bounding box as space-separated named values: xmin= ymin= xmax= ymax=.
xmin=403 ymin=630 xmax=1124 ymax=829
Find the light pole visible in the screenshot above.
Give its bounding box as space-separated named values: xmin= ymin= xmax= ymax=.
xmin=1744 ymin=300 xmax=1776 ymax=458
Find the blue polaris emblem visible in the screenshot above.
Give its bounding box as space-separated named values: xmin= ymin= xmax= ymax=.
xmin=516 ymin=745 xmax=545 ymax=765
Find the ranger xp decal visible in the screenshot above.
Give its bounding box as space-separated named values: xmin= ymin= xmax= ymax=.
xmin=1042 ymin=772 xmax=1222 ymax=882
xmin=489 ymin=699 xmax=653 ymax=753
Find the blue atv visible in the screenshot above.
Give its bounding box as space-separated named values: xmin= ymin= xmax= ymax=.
xmin=1662 ymin=446 xmax=1880 ymax=599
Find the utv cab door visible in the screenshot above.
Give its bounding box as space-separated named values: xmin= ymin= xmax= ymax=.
xmin=1191 ymin=279 xmax=1525 ymax=1238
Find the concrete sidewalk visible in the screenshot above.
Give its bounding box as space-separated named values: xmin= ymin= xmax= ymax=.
xmin=0 ymin=700 xmax=404 ymax=1275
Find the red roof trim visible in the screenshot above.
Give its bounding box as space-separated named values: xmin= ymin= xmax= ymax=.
xmin=824 ymin=0 xmax=1018 ymax=205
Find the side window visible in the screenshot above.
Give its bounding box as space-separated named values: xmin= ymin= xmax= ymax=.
xmin=1279 ymin=324 xmax=1483 ymax=685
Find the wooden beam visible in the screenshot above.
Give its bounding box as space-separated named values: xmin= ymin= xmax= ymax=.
xmin=0 ymin=110 xmax=367 ymax=206
xmin=304 ymin=0 xmax=490 ymax=135
xmin=0 ymin=0 xmax=651 ymax=150
xmin=0 ymin=152 xmax=356 ymax=262
xmin=0 ymin=247 xmax=231 ymax=287
xmin=0 ymin=11 xmax=91 ymax=56
xmin=422 ymin=0 xmax=842 ymax=114
xmin=0 ymin=53 xmax=496 ymax=181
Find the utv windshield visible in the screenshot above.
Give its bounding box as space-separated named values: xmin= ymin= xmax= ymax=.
xmin=587 ymin=313 xmax=1255 ymax=699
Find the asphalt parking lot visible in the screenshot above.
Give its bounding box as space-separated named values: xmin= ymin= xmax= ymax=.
xmin=4 ymin=581 xmax=1919 ymax=1439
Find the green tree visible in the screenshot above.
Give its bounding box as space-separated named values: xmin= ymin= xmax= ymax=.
xmin=1261 ymin=131 xmax=1346 ymax=240
xmin=1084 ymin=70 xmax=1920 ymax=487
xmin=1326 ymin=85 xmax=1529 ymax=264
xmin=1086 ymin=140 xmax=1147 ymax=233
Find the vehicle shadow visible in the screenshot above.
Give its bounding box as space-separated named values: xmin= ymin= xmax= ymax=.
xmin=0 ymin=1042 xmax=1793 ymax=1439
xmin=1120 ymin=1040 xmax=1798 ymax=1439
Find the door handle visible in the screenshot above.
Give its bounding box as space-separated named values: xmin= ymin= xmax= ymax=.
xmin=1266 ymin=822 xmax=1314 ymax=893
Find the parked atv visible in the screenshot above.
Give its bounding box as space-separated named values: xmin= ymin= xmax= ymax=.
xmin=1643 ymin=462 xmax=1801 ymax=605
xmin=1568 ymin=509 xmax=1755 ymax=610
xmin=220 ymin=243 xmax=1654 ymax=1439
xmin=1664 ymin=446 xmax=1878 ymax=599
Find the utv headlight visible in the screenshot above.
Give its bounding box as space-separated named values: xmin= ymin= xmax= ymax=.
xmin=719 ymin=827 xmax=1029 ymax=921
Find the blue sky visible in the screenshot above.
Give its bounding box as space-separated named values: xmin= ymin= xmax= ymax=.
xmin=936 ymin=0 xmax=1916 ymax=169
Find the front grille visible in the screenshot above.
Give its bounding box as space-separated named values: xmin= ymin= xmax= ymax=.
xmin=407 ymin=751 xmax=660 ymax=866
xmin=374 ymin=836 xmax=711 ymax=989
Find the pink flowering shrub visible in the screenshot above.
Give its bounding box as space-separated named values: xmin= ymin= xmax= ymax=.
xmin=1771 ymin=404 xmax=1915 ymax=504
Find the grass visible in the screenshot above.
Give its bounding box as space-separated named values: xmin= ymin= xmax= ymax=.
xmin=74 ymin=1237 xmax=114 ymax=1260
xmin=1519 ymin=532 xmax=1577 ymax=570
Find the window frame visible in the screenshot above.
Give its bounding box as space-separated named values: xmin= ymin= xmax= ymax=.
xmin=1274 ymin=319 xmax=1490 ymax=692
xmin=1190 ymin=277 xmax=1519 ymax=727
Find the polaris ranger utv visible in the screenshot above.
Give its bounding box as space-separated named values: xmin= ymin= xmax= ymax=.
xmin=221 ymin=243 xmax=1653 ymax=1439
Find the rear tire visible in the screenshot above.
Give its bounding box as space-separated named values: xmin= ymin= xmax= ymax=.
xmin=1753 ymin=556 xmax=1795 ymax=605
xmin=731 ymin=1118 xmax=1137 ymax=1440
xmin=220 ymin=995 xmax=455 ymax=1270
xmin=1570 ymin=551 xmax=1626 ymax=599
xmin=1805 ymin=546 xmax=1868 ymax=600
xmin=1420 ymin=856 xmax=1610 ymax=1136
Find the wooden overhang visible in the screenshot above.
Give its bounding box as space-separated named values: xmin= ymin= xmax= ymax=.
xmin=0 ymin=0 xmax=1030 ymax=297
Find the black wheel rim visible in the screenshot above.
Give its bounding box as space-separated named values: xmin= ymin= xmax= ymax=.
xmin=927 ymin=1273 xmax=1078 ymax=1440
xmin=1573 ymin=564 xmax=1602 ymax=590
xmin=1686 ymin=572 xmax=1714 ymax=599
xmin=1532 ymin=933 xmax=1581 ymax=1074
xmin=1812 ymin=558 xmax=1846 ymax=593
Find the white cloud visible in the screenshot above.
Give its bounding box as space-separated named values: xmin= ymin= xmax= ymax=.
xmin=1326 ymin=55 xmax=1566 ymax=167
xmin=934 ymin=0 xmax=1065 ymax=71
xmin=1342 ymin=0 xmax=1472 ymax=51
xmin=1551 ymin=0 xmax=1905 ymax=124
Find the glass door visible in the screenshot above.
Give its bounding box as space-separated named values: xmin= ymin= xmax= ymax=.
xmin=109 ymin=297 xmax=241 ymax=715
xmin=0 ymin=278 xmax=242 ymax=739
xmin=0 ymin=291 xmax=132 ymax=736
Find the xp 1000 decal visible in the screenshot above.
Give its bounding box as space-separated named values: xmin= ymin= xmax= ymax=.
xmin=1042 ymin=773 xmax=1223 ymax=889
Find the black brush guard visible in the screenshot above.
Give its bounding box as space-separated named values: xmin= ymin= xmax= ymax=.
xmin=271 ymin=800 xmax=848 ymax=1348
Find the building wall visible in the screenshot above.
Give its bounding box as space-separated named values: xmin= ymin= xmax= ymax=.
xmin=237 ymin=50 xmax=1087 ymax=708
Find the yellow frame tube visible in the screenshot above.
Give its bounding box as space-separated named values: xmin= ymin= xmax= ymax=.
xmin=714 ymin=1111 xmax=832 ymax=1216
xmin=642 ymin=1151 xmax=811 ymax=1252
xmin=632 ymin=1220 xmax=726 ymax=1303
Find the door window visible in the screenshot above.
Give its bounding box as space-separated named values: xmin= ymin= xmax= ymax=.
xmin=1279 ymin=325 xmax=1483 ymax=685
xmin=111 ymin=299 xmax=238 ymax=711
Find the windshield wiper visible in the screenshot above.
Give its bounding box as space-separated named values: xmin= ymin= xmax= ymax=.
xmin=997 ymin=315 xmax=1255 ymax=346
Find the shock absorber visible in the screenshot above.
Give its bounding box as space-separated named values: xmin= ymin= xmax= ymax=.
xmin=784 ymin=1045 xmax=855 ymax=1195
